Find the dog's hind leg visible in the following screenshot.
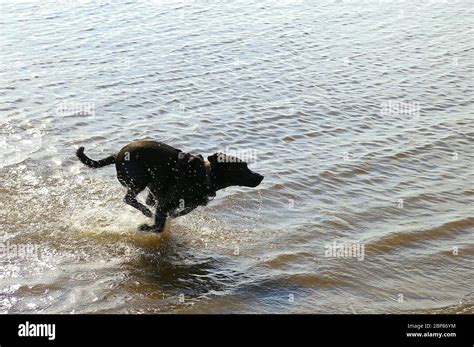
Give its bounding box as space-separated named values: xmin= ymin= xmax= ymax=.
xmin=139 ymin=186 xmax=168 ymax=233
xmin=124 ymin=188 xmax=153 ymax=218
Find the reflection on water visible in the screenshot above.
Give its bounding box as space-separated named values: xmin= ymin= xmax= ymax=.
xmin=0 ymin=0 xmax=473 ymax=313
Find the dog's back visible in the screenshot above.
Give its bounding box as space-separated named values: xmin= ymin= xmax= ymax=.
xmin=115 ymin=140 xmax=181 ymax=190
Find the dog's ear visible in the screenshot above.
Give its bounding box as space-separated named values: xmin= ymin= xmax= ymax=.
xmin=207 ymin=153 xmax=220 ymax=165
xmin=188 ymin=154 xmax=204 ymax=171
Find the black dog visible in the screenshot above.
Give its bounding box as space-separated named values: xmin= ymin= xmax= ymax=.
xmin=76 ymin=140 xmax=263 ymax=232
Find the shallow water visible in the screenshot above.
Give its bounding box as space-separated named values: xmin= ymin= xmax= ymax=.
xmin=0 ymin=0 xmax=473 ymax=314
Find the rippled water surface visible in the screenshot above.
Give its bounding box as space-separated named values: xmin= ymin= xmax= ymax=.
xmin=1 ymin=0 xmax=473 ymax=313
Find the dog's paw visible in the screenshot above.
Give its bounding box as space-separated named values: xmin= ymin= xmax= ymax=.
xmin=138 ymin=223 xmax=153 ymax=231
xmin=142 ymin=209 xmax=153 ymax=218
xmin=138 ymin=224 xmax=164 ymax=233
xmin=145 ymin=194 xmax=156 ymax=207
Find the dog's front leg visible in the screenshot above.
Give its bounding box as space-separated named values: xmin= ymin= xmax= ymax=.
xmin=153 ymin=211 xmax=167 ymax=233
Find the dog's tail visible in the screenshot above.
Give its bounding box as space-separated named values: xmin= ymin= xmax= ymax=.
xmin=76 ymin=146 xmax=115 ymax=168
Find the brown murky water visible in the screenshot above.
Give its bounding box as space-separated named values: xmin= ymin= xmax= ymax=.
xmin=0 ymin=0 xmax=473 ymax=313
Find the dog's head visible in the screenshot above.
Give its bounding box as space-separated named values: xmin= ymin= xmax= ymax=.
xmin=208 ymin=153 xmax=264 ymax=189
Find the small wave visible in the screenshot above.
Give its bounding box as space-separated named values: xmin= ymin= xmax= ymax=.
xmin=261 ymin=251 xmax=318 ymax=269
xmin=245 ymin=272 xmax=350 ymax=291
xmin=367 ymin=217 xmax=474 ymax=253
